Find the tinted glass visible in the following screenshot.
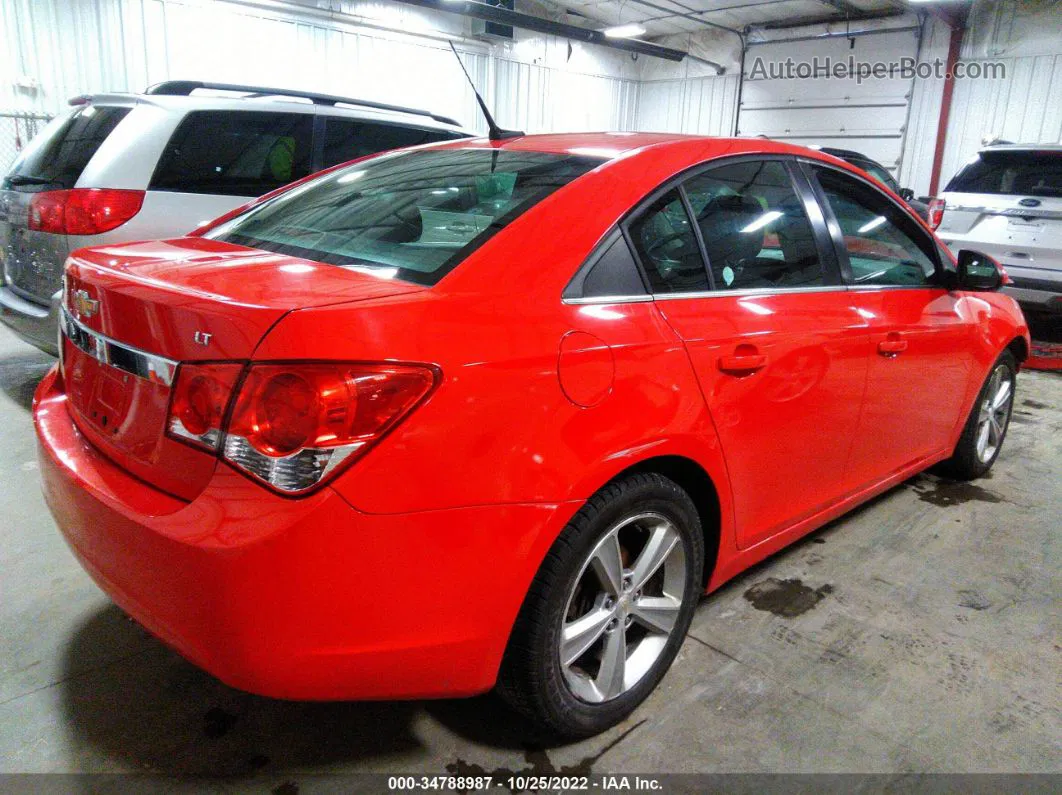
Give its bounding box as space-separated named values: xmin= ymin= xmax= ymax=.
xmin=581 ymin=234 xmax=646 ymax=298
xmin=322 ymin=118 xmax=465 ymax=166
xmin=685 ymin=160 xmax=824 ymax=290
xmin=945 ymin=151 xmax=1062 ymax=197
xmin=5 ymin=105 xmax=130 ymax=191
xmin=859 ymin=162 xmax=899 ymax=193
xmin=151 ymin=111 xmax=314 ymax=197
xmin=208 ymin=149 xmax=601 ymax=286
xmin=627 ymin=190 xmax=708 ymax=293
xmin=813 ymin=166 xmax=937 ymax=286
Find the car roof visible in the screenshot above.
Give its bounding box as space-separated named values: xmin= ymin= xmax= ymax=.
xmin=979 ymin=143 xmax=1062 ymax=153
xmin=429 ymin=132 xmax=854 ymax=170
xmin=71 ymin=90 xmax=471 ymax=134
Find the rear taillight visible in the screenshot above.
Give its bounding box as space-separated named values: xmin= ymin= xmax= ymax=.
xmin=165 ymin=361 xmax=438 ymax=494
xmin=28 ymin=189 xmax=145 ymax=235
xmin=167 ymin=363 xmax=244 ymax=451
xmin=927 ymin=198 xmax=945 ymax=230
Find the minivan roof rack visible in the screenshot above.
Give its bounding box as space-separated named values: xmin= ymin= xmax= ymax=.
xmin=143 ymin=80 xmax=463 ymax=127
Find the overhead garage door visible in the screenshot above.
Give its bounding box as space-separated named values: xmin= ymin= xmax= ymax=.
xmin=737 ymin=28 xmax=920 ymax=178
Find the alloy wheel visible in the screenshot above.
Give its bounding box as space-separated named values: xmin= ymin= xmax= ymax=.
xmin=975 ymin=363 xmax=1014 ymax=464
xmin=558 ymin=512 xmax=688 ymax=704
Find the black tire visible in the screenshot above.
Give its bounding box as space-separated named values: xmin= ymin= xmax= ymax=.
xmin=938 ymin=350 xmax=1017 ymax=480
xmin=497 ymin=472 xmax=704 ymax=739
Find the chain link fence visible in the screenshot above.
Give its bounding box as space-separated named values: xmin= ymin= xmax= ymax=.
xmin=0 ymin=112 xmax=53 ymax=172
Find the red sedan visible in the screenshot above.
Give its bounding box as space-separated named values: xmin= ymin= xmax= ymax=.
xmin=34 ymin=134 xmax=1029 ymax=738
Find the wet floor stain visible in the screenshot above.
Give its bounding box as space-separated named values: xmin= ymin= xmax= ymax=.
xmin=1022 ymin=399 xmax=1048 ymax=409
xmin=743 ymin=577 xmax=834 ymax=618
xmin=958 ymin=589 xmax=992 ymax=610
xmin=909 ymin=477 xmax=1004 ymax=507
xmin=446 ymin=721 xmax=644 ymax=791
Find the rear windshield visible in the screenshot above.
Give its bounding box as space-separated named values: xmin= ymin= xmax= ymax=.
xmin=151 ymin=110 xmax=315 ymax=197
xmin=4 ymin=105 xmax=130 ymax=191
xmin=206 ymin=148 xmax=602 ymax=286
xmin=945 ymin=150 xmax=1062 ymax=197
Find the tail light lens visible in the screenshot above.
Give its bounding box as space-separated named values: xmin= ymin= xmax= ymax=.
xmin=166 ymin=361 xmax=438 ymax=494
xmin=167 ymin=363 xmax=244 ymax=451
xmin=29 ymin=189 xmax=145 ymax=235
xmin=927 ymin=198 xmax=945 ymax=230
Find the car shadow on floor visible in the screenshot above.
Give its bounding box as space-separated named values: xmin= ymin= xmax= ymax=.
xmin=0 ymin=350 xmax=53 ymax=412
xmin=59 ymin=606 xmax=551 ymax=776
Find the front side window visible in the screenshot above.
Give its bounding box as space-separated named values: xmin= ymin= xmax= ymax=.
xmin=684 ymin=160 xmax=824 ymax=290
xmin=321 ymin=118 xmax=467 ymax=167
xmin=207 ymin=149 xmax=602 ymax=286
xmin=151 ymin=111 xmax=315 ymax=197
xmin=627 ymin=189 xmax=708 ymax=293
xmin=812 ymin=166 xmax=938 ymax=287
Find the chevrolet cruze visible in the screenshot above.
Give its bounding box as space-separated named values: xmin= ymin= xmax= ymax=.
xmin=34 ymin=134 xmax=1029 ymax=738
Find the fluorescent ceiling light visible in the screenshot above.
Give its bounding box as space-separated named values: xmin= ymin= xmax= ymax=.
xmin=603 ymin=24 xmax=646 ymax=39
xmin=741 ymin=210 xmax=783 ymax=233
xmin=858 ymin=216 xmax=887 ymax=234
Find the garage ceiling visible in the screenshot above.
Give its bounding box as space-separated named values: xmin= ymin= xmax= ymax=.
xmin=562 ymin=0 xmax=907 ymax=37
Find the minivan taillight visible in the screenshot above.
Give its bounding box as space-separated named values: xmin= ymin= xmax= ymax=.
xmin=165 ymin=361 xmax=438 ymax=494
xmin=927 ymin=198 xmax=945 ymax=230
xmin=29 ymin=189 xmax=145 ymax=235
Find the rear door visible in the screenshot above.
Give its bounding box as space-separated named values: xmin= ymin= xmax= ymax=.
xmin=938 ymin=149 xmax=1062 ymax=294
xmin=633 ymin=157 xmax=871 ymax=549
xmin=805 ymin=161 xmax=973 ymax=484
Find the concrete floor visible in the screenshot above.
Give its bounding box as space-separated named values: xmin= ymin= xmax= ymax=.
xmin=0 ymin=322 xmax=1059 ymax=780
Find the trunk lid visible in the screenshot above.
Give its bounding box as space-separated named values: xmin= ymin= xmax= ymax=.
xmin=60 ymin=237 xmax=425 ymax=500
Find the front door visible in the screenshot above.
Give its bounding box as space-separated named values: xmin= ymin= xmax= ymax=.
xmin=806 ymin=162 xmax=973 ymax=485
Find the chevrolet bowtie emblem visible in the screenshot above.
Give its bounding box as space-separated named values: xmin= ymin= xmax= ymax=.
xmin=72 ymin=289 xmax=99 ymax=318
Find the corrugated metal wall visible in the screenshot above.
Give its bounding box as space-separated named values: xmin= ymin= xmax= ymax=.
xmin=941 ymin=53 xmax=1062 ymax=186
xmin=0 ymin=0 xmax=639 ymax=135
xmin=634 ymin=75 xmax=739 ymax=136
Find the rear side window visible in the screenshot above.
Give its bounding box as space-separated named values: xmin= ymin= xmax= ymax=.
xmin=684 ymin=160 xmax=824 ymax=290
xmin=946 ymin=151 xmax=1062 ymax=197
xmin=207 ymin=149 xmax=601 ymax=286
xmin=5 ymin=105 xmax=130 ymax=191
xmin=322 ymin=118 xmax=465 ymax=167
xmin=151 ymin=111 xmax=314 ymax=197
xmin=627 ymin=189 xmax=709 ymax=293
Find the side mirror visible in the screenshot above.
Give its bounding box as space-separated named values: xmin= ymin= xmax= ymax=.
xmin=898 ymin=187 xmax=915 ymax=202
xmin=956 ymin=249 xmax=1003 ymax=291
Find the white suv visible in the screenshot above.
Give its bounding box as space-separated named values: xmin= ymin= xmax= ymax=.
xmin=936 ymin=144 xmax=1062 ymax=314
xmin=0 ymin=80 xmax=471 ymax=354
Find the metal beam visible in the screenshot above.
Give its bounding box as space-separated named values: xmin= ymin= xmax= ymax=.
xmin=389 ymin=0 xmax=689 ymax=61
xmin=753 ymin=8 xmax=904 ymax=31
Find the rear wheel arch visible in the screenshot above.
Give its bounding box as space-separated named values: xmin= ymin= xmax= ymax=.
xmin=605 ymin=455 xmax=722 ymax=590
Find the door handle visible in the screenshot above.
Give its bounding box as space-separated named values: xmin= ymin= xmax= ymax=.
xmin=877 ymin=335 xmax=908 ymax=356
xmin=718 ymin=346 xmax=768 ymax=375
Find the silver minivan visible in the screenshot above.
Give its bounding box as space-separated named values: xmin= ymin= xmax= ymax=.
xmin=0 ymin=81 xmax=471 ymax=353
xmin=936 ymin=144 xmax=1062 ymax=314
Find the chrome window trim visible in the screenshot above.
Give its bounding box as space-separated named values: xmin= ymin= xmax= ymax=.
xmin=653 ymin=285 xmax=848 ymax=301
xmin=562 ymin=294 xmax=654 ymax=305
xmin=60 ymin=307 xmax=178 ymax=387
xmin=562 ymin=282 xmax=944 ymax=306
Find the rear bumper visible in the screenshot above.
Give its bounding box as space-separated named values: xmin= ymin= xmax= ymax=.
xmin=0 ymin=285 xmax=59 ymax=354
xmin=34 ymin=367 xmax=568 ymax=700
